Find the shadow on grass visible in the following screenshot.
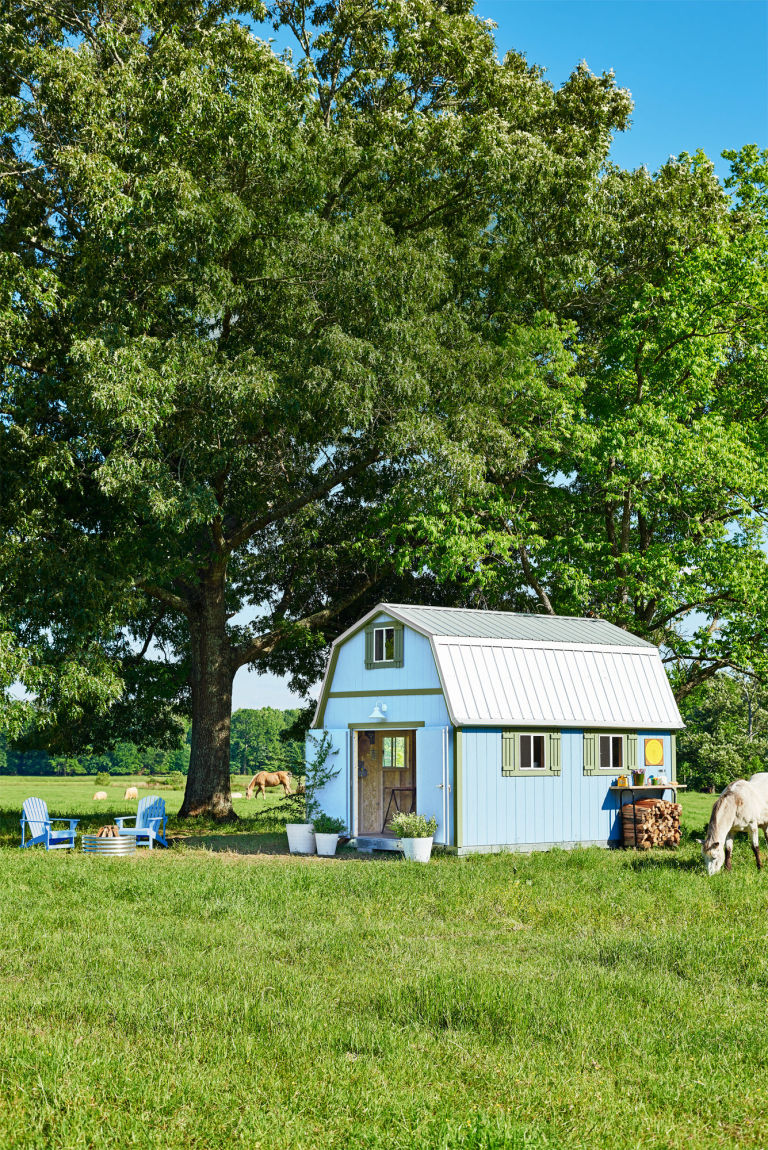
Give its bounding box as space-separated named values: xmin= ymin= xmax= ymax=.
xmin=177 ymin=834 xmax=402 ymax=861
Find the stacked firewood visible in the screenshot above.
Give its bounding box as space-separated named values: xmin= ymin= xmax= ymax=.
xmin=622 ymin=798 xmax=681 ymax=849
xmin=96 ymin=824 xmax=121 ymax=838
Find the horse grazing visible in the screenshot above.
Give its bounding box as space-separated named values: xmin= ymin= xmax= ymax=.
xmin=702 ymin=772 xmax=768 ymax=875
xmin=245 ymin=771 xmax=293 ymax=800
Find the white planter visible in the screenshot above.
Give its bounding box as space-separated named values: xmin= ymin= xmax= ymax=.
xmin=399 ymin=836 xmax=433 ymax=863
xmin=315 ymin=832 xmax=340 ymax=857
xmin=286 ymin=822 xmax=316 ymax=855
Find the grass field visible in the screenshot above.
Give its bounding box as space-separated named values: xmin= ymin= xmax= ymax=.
xmin=3 ymin=778 xmax=767 ymax=1149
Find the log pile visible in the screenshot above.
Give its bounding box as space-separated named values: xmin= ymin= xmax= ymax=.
xmin=96 ymin=824 xmax=120 ymax=838
xmin=622 ymin=798 xmax=681 ymax=849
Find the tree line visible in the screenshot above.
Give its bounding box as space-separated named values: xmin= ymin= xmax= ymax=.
xmin=1 ymin=1 xmax=767 ymax=817
xmin=1 ymin=708 xmax=301 ymax=777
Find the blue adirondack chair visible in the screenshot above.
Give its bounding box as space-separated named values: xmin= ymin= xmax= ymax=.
xmin=20 ymin=797 xmax=79 ymax=850
xmin=115 ymin=795 xmax=168 ymax=849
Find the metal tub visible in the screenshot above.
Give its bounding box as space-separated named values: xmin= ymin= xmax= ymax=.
xmin=81 ymin=834 xmax=137 ymax=856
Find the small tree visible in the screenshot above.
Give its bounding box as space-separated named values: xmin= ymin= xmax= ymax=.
xmin=282 ymin=733 xmax=339 ymax=823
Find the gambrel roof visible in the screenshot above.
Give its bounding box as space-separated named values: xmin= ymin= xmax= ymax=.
xmin=314 ymin=604 xmax=684 ymax=731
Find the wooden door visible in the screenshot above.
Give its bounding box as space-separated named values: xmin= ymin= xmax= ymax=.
xmin=357 ymin=730 xmax=382 ymax=834
xmin=357 ymin=729 xmax=416 ymax=834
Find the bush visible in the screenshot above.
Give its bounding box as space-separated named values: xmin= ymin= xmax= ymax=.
xmin=313 ymin=813 xmax=346 ymax=835
xmin=390 ymin=812 xmax=437 ymax=839
xmin=94 ymin=771 xmax=111 ymax=787
xmin=282 ymin=732 xmax=339 ymax=822
xmin=168 ymin=771 xmax=185 ymax=789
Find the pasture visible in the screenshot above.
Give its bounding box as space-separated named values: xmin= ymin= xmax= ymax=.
xmin=2 ymin=779 xmax=767 ymax=1149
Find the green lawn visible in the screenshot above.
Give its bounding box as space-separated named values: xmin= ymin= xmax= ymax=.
xmin=3 ymin=779 xmax=765 ymax=1149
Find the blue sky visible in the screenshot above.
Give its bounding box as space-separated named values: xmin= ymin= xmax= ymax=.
xmin=479 ymin=0 xmax=767 ymax=179
xmin=234 ymin=0 xmax=767 ymax=712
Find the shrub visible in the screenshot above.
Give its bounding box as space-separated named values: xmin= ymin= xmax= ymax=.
xmin=282 ymin=732 xmax=339 ymax=822
xmin=390 ymin=812 xmax=437 ymax=839
xmin=312 ymin=813 xmax=346 ymax=835
xmin=168 ymin=771 xmax=185 ymax=789
xmin=94 ymin=771 xmax=111 ymax=787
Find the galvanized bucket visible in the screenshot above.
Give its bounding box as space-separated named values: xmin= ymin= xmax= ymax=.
xmin=81 ymin=834 xmax=137 ymax=856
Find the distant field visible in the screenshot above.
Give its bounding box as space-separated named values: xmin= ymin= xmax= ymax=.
xmin=4 ymin=778 xmax=764 ymax=1150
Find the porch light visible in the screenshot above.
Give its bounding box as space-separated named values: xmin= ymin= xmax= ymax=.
xmin=368 ymin=702 xmax=388 ymax=721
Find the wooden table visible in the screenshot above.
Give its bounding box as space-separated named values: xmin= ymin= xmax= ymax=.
xmin=609 ymin=783 xmax=687 ymax=849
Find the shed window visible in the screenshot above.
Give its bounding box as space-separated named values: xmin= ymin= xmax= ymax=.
xmin=373 ymin=627 xmax=395 ymax=663
xmin=600 ymin=735 xmax=623 ymax=772
xmin=382 ymin=735 xmax=407 ymax=769
xmin=520 ymin=734 xmax=546 ymax=770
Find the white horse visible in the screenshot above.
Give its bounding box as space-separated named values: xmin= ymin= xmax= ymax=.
xmin=702 ymin=772 xmax=768 ymax=875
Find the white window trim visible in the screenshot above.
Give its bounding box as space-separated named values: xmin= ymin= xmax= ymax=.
xmin=373 ymin=625 xmax=395 ymax=663
xmin=599 ymin=733 xmax=624 ymax=772
xmin=519 ymin=732 xmax=547 ymax=771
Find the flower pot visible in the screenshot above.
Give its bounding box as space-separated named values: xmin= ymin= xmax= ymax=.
xmin=631 ymin=770 xmax=646 ymax=787
xmin=315 ymin=832 xmax=340 ymax=857
xmin=399 ymin=836 xmax=433 ymax=863
xmin=286 ymin=822 xmax=316 ymax=855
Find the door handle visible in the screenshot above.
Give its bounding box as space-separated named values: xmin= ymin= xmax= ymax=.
xmin=436 ymin=783 xmax=444 ymax=789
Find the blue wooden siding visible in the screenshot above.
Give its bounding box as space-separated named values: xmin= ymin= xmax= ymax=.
xmin=329 ymin=614 xmax=442 ymax=694
xmin=323 ymin=692 xmax=450 ymax=729
xmin=461 ymin=729 xmax=620 ymax=848
xmin=637 ymin=732 xmax=673 ymax=777
xmin=316 ymin=618 xmax=453 ymax=841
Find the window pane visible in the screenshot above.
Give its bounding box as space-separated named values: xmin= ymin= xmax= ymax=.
xmin=600 ymin=736 xmax=610 ymax=771
xmin=382 ymin=736 xmax=407 ymax=768
xmin=612 ymin=737 xmax=623 ymax=769
xmin=533 ymin=735 xmax=545 ymax=770
xmin=384 ymin=627 xmax=395 ymax=660
xmin=520 ymin=735 xmax=531 ymax=770
xmin=374 ymin=629 xmax=384 ymax=661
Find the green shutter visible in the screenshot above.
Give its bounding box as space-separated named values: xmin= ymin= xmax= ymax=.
xmin=626 ymin=733 xmax=638 ymax=771
xmin=583 ymin=731 xmax=599 ymax=774
xmin=502 ymin=730 xmax=517 ymax=776
xmin=364 ymin=625 xmax=374 ymax=669
xmin=547 ymin=730 xmax=562 ymax=775
xmin=393 ymin=623 xmax=404 ymax=668
xmin=670 ymin=734 xmax=677 ymax=782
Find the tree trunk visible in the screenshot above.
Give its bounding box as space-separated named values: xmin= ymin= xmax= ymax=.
xmin=180 ymin=573 xmax=236 ymax=820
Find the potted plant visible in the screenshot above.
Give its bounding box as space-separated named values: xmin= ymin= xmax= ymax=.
xmin=631 ymin=769 xmax=646 ymax=787
xmin=312 ymin=813 xmax=347 ymax=857
xmin=390 ymin=812 xmax=437 ymax=863
xmin=283 ymin=732 xmax=340 ymax=855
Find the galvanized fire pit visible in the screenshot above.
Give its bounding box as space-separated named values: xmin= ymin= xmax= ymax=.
xmin=81 ymin=833 xmax=137 ymax=856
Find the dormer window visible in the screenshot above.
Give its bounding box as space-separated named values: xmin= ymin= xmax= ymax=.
xmin=374 ymin=626 xmax=395 ymax=663
xmin=364 ymin=620 xmax=404 ymax=669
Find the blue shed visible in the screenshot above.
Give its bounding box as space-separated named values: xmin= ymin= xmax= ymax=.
xmin=311 ymin=604 xmax=685 ymax=854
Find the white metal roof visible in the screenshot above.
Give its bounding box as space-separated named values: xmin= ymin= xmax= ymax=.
xmin=434 ymin=638 xmax=684 ymax=729
xmin=314 ymin=603 xmax=684 ymax=730
xmin=383 ymin=603 xmax=654 ymax=647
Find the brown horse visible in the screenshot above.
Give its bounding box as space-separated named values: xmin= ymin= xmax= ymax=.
xmin=245 ymin=770 xmax=294 ymax=800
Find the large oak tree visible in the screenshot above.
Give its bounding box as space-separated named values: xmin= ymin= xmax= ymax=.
xmin=0 ymin=1 xmax=630 ymax=815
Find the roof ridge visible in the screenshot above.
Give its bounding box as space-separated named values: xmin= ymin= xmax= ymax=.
xmin=383 ymin=602 xmax=625 ymax=625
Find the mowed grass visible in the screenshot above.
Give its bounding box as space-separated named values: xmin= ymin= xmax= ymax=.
xmin=2 ymin=780 xmax=767 ymax=1149
xmin=1 ymin=774 xmax=288 ymax=849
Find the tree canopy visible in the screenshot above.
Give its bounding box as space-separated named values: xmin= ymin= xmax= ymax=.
xmin=2 ymin=0 xmax=766 ymax=817
xmin=1 ymin=0 xmax=632 ymax=816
